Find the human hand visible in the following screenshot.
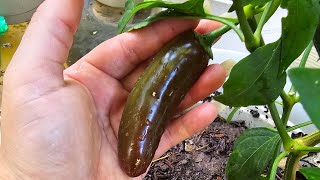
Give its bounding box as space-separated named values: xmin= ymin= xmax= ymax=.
xmin=0 ymin=0 xmax=226 ymax=179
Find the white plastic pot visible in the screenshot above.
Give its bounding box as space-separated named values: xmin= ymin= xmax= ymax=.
xmin=0 ymin=0 xmax=44 ymax=24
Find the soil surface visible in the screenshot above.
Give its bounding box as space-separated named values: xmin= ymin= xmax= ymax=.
xmin=143 ymin=117 xmax=247 ymax=180
xmin=142 ymin=117 xmax=314 ymax=180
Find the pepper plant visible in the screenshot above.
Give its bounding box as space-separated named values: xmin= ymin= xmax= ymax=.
xmin=118 ymin=0 xmax=320 ymax=179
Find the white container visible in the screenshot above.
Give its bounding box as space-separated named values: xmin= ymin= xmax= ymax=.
xmin=0 ymin=0 xmax=44 ymax=24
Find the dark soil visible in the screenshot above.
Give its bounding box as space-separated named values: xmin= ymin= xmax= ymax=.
xmin=143 ymin=117 xmax=247 ymax=180
xmin=142 ymin=117 xmax=314 ymax=180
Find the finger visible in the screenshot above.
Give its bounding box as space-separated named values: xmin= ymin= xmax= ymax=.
xmin=68 ymin=19 xmax=221 ymax=81
xmin=195 ymin=19 xmax=222 ymax=34
xmin=154 ymin=102 xmax=218 ymax=158
xmin=120 ymin=60 xmax=151 ymax=92
xmin=66 ymin=19 xmax=199 ymax=80
xmin=178 ymin=64 xmax=226 ymax=111
xmin=119 ymin=20 xmax=222 ymax=90
xmin=5 ymin=0 xmax=83 ymax=89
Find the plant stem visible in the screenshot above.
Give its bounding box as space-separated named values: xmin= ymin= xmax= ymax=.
xmin=268 ymin=102 xmax=294 ymax=150
xmin=286 ymin=121 xmax=313 ymax=132
xmin=299 ymin=40 xmax=314 ymax=68
xmin=247 ymin=16 xmax=258 ymax=31
xmin=248 ymin=16 xmax=265 ymax=46
xmin=269 ymin=151 xmax=289 ymax=180
xmin=244 ymin=4 xmax=266 ymax=18
xmin=267 ymin=141 xmax=281 ymax=179
xmin=233 ymin=0 xmax=258 ymax=52
xmin=292 ymin=131 xmax=320 ymax=153
xmin=288 ymin=40 xmax=314 ymax=94
xmin=254 ymin=0 xmax=281 ymax=44
xmin=226 ymin=107 xmax=241 ymax=123
xmin=203 ymin=14 xmax=244 ymax=41
xmin=280 ymin=91 xmax=295 ymax=125
xmin=280 ymin=90 xmax=292 ymax=106
xmin=275 ymin=100 xmax=283 ymax=105
xmin=295 ymin=145 xmax=320 ymax=152
xmin=297 ymin=131 xmax=320 ymax=147
xmin=284 ymin=153 xmax=303 ymax=180
xmin=202 ymin=25 xmax=232 ymax=46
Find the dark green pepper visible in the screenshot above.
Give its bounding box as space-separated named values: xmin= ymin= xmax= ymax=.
xmin=117 ymin=30 xmax=210 ymax=177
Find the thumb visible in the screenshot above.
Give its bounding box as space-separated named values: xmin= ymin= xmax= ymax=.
xmin=4 ymin=0 xmax=83 ymax=91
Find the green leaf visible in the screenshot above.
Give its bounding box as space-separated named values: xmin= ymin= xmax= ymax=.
xmin=118 ymin=0 xmax=206 ymax=33
xmin=288 ymin=68 xmax=320 ymax=129
xmin=214 ymin=41 xmax=286 ymax=106
xmin=226 ymin=128 xmax=281 ymax=180
xmin=127 ymin=9 xmax=243 ymax=41
xmin=229 ymin=0 xmax=271 ymax=12
xmin=242 ymin=0 xmax=271 ymax=6
xmin=128 ymin=9 xmax=186 ymax=31
xmin=314 ymin=23 xmax=320 ymax=57
xmin=279 ymin=0 xmax=320 ymax=73
xmin=300 ymin=167 xmax=320 ymax=180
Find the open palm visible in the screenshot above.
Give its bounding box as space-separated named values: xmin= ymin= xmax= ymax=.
xmin=0 ymin=0 xmax=225 ymax=179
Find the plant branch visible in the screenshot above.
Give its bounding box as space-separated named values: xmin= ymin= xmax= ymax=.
xmin=280 ymin=90 xmax=292 ymax=106
xmin=267 ymin=142 xmax=282 ymax=179
xmin=288 ymin=40 xmax=314 ymax=94
xmin=268 ymin=102 xmax=294 ymax=150
xmin=286 ymin=121 xmax=313 ymax=132
xmin=254 ymin=0 xmax=281 ymax=44
xmin=299 ymin=40 xmax=314 ymax=68
xmin=280 ymin=91 xmax=294 ymax=125
xmin=280 ymin=91 xmax=295 ymax=124
xmin=297 ymin=131 xmax=320 ymax=147
xmin=226 ymin=107 xmax=241 ymax=123
xmin=203 ymin=14 xmax=244 ymax=41
xmin=248 ymin=16 xmax=266 ymax=46
xmin=294 ymin=145 xmax=320 ymax=152
xmin=233 ymin=0 xmax=258 ymax=52
xmin=244 ymin=4 xmax=266 ymax=18
xmin=202 ymin=25 xmax=232 ymax=46
xmin=269 ymin=151 xmax=289 ymax=180
xmin=284 ymin=153 xmax=303 ymax=180
xmin=275 ymin=100 xmax=283 ymax=105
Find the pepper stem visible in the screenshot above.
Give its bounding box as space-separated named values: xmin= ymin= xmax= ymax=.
xmin=202 ymin=25 xmax=232 ymax=46
xmin=195 ymin=25 xmax=233 ymax=59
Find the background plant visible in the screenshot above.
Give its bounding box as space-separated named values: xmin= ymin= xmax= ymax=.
xmin=119 ymin=0 xmax=320 ymax=179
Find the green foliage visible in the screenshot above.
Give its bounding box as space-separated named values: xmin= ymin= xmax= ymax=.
xmin=314 ymin=23 xmax=320 ymax=57
xmin=118 ymin=0 xmax=242 ymax=39
xmin=289 ymin=68 xmax=320 ymax=129
xmin=214 ymin=41 xmax=286 ymax=106
xmin=128 ymin=9 xmax=186 ymax=31
xmin=226 ymin=128 xmax=281 ymax=180
xmin=300 ymin=167 xmax=320 ymax=180
xmin=242 ymin=0 xmax=272 ymax=6
xmin=229 ymin=0 xmax=271 ymax=12
xmin=279 ymin=0 xmax=320 ymax=73
xmin=128 ymin=9 xmax=240 ymax=39
xmin=215 ymin=0 xmax=320 ymax=107
xmin=118 ymin=0 xmax=206 ymax=33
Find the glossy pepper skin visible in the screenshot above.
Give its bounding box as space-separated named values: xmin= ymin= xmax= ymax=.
xmin=118 ymin=30 xmax=210 ymax=177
